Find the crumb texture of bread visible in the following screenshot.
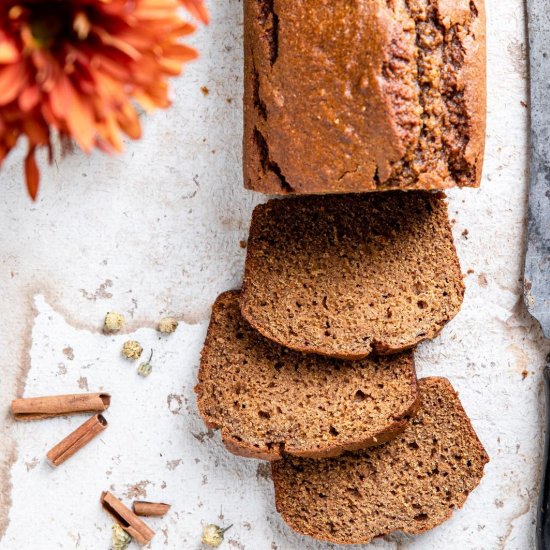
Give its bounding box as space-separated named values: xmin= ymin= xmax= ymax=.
xmin=271 ymin=377 xmax=489 ymax=545
xmin=240 ymin=192 xmax=465 ymax=359
xmin=195 ymin=291 xmax=419 ymax=460
xmin=243 ymin=0 xmax=486 ymax=194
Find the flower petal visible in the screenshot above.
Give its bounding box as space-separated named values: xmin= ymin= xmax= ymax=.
xmin=25 ymin=147 xmax=40 ymax=200
xmin=0 ymin=35 xmax=20 ymax=63
xmin=23 ymin=117 xmax=49 ymax=146
xmin=0 ymin=63 xmax=27 ymax=106
xmin=19 ymin=85 xmax=41 ymax=111
xmin=66 ymin=87 xmax=96 ymax=152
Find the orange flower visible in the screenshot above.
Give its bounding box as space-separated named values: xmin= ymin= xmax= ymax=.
xmin=0 ymin=0 xmax=208 ymax=199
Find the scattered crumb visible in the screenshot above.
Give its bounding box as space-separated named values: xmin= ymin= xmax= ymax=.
xmin=123 ymin=480 xmax=151 ymax=500
xmin=166 ymin=459 xmax=183 ymax=471
xmin=167 ymin=394 xmax=184 ymax=415
xmin=201 ymin=86 xmax=209 ymax=96
xmin=478 ymin=273 xmax=489 ymax=288
xmin=77 ymin=376 xmax=89 ymax=391
xmin=226 ymin=98 xmax=233 ymax=104
xmin=192 ymin=429 xmax=215 ymax=443
xmin=239 ymin=240 xmax=247 ymax=249
xmin=63 ymin=346 xmax=75 ymax=360
xmin=467 ymin=268 xmax=475 ymax=275
xmin=80 ymin=279 xmax=113 ymax=301
xmin=25 ymin=457 xmax=39 ymax=472
xmin=522 ymin=370 xmax=529 ymax=380
xmin=57 ymin=362 xmax=67 ymax=376
xmin=462 ymin=229 xmax=469 ymax=239
xmin=521 ymin=100 xmax=528 ymax=108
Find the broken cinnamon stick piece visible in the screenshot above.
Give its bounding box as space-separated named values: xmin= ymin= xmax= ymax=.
xmin=12 ymin=393 xmax=111 ymax=421
xmin=133 ymin=501 xmax=171 ymax=517
xmin=46 ymin=414 xmax=108 ymax=467
xmin=101 ymin=491 xmax=155 ymax=545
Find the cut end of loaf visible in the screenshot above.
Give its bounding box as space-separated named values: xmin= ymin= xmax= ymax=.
xmin=195 ymin=290 xmax=419 ymax=460
xmin=241 ymin=192 xmax=464 ymax=359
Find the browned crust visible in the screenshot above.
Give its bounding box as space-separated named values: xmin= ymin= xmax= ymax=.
xmin=461 ymin=0 xmax=486 ymax=187
xmin=242 ymin=0 xmax=262 ymax=193
xmin=217 ymin=415 xmax=415 ymax=461
xmin=195 ymin=291 xmax=421 ymax=460
xmin=240 ymin=194 xmax=465 ymax=360
xmin=271 ymin=377 xmax=489 ymax=545
xmin=221 ymin=430 xmax=284 ymax=461
xmin=243 ymin=0 xmax=486 ymax=195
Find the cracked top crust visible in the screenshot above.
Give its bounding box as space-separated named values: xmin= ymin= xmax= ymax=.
xmin=243 ymin=0 xmax=486 ymax=194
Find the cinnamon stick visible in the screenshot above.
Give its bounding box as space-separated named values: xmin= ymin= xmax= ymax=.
xmin=101 ymin=491 xmax=155 ymax=545
xmin=47 ymin=414 xmax=108 ymax=467
xmin=12 ymin=393 xmax=111 ymax=421
xmin=133 ymin=501 xmax=171 ymax=517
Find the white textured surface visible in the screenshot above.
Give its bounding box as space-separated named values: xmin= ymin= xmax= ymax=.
xmin=0 ymin=0 xmax=549 ymax=549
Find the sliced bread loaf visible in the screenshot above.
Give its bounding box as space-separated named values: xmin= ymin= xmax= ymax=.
xmin=271 ymin=377 xmax=489 ymax=545
xmin=195 ymin=291 xmax=419 ymax=460
xmin=241 ymin=192 xmax=464 ymax=360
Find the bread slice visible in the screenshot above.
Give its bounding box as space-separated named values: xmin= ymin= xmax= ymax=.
xmin=195 ymin=291 xmax=419 ymax=460
xmin=271 ymin=377 xmax=489 ymax=545
xmin=241 ymin=192 xmax=464 ymax=360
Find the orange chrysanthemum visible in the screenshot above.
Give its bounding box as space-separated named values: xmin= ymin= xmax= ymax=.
xmin=0 ymin=0 xmax=208 ymax=199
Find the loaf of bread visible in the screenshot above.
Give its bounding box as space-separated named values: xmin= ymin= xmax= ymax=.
xmin=271 ymin=377 xmax=489 ymax=545
xmin=195 ymin=291 xmax=419 ymax=460
xmin=244 ymin=0 xmax=486 ymax=194
xmin=241 ymin=192 xmax=464 ymax=359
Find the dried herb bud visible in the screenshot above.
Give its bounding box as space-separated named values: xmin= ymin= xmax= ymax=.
xmin=201 ymin=524 xmax=233 ymax=548
xmin=112 ymin=522 xmax=132 ymax=550
xmin=158 ymin=317 xmax=179 ymax=334
xmin=138 ymin=350 xmax=154 ymax=377
xmin=122 ymin=340 xmax=143 ymax=360
xmin=104 ymin=311 xmax=125 ymax=332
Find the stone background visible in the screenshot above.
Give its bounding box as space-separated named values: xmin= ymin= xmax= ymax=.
xmin=0 ymin=0 xmax=548 ymax=548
